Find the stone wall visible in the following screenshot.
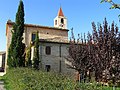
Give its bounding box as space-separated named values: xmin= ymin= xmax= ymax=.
xmin=38 ymin=42 xmax=75 ymax=75
xmin=24 ymin=26 xmax=68 ymax=47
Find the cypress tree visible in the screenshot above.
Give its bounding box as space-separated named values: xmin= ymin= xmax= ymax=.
xmin=7 ymin=0 xmax=25 ymax=67
xmin=16 ymin=0 xmax=25 ymax=67
xmin=26 ymin=44 xmax=32 ymax=67
xmin=7 ymin=24 xmax=17 ymax=67
xmin=33 ymin=32 xmax=40 ymax=70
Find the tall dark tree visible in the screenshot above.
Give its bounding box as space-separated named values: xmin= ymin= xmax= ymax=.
xmin=7 ymin=24 xmax=17 ymax=67
xmin=91 ymin=18 xmax=120 ymax=84
xmin=7 ymin=0 xmax=25 ymax=67
xmin=33 ymin=32 xmax=40 ymax=70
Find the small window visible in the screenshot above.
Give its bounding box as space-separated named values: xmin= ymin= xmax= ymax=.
xmin=31 ymin=33 xmax=36 ymax=42
xmin=55 ymin=20 xmax=57 ymax=25
xmin=61 ymin=18 xmax=64 ymax=24
xmin=45 ymin=65 xmax=51 ymax=72
xmin=46 ymin=46 xmax=51 ymax=55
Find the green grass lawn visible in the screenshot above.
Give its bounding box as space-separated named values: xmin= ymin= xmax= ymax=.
xmin=1 ymin=68 xmax=120 ymax=90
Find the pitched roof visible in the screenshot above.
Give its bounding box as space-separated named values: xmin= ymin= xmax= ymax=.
xmin=6 ymin=20 xmax=69 ymax=36
xmin=58 ymin=7 xmax=64 ymax=16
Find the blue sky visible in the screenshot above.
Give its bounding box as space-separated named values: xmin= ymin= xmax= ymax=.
xmin=0 ymin=0 xmax=120 ymax=51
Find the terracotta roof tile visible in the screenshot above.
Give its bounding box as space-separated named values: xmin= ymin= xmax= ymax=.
xmin=58 ymin=7 xmax=64 ymax=16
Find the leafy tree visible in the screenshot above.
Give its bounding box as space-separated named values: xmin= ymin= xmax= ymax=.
xmin=33 ymin=32 xmax=40 ymax=70
xmin=91 ymin=18 xmax=120 ymax=85
xmin=7 ymin=0 xmax=25 ymax=67
xmin=67 ymin=19 xmax=120 ymax=85
xmin=100 ymin=0 xmax=120 ymax=58
xmin=67 ymin=29 xmax=93 ymax=82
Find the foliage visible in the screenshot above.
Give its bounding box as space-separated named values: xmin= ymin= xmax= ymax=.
xmin=14 ymin=0 xmax=25 ymax=67
xmin=33 ymin=31 xmax=40 ymax=70
xmin=2 ymin=68 xmax=120 ymax=90
xmin=90 ymin=18 xmax=120 ymax=84
xmin=68 ymin=19 xmax=120 ymax=86
xmin=101 ymin=0 xmax=120 ymax=9
xmin=25 ymin=44 xmax=32 ymax=67
xmin=7 ymin=23 xmax=19 ymax=67
xmin=67 ymin=29 xmax=94 ymax=82
xmin=3 ymin=68 xmax=75 ymax=90
xmin=7 ymin=0 xmax=25 ymax=67
xmin=100 ymin=0 xmax=120 ymax=19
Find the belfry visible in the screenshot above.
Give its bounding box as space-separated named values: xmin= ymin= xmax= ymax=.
xmin=54 ymin=7 xmax=67 ymax=29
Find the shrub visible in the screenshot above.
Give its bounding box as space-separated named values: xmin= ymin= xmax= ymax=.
xmin=2 ymin=68 xmax=120 ymax=90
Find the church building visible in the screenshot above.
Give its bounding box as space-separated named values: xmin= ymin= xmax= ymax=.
xmin=6 ymin=7 xmax=74 ymax=74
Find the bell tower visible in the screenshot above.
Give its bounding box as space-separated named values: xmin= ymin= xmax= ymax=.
xmin=54 ymin=7 xmax=67 ymax=29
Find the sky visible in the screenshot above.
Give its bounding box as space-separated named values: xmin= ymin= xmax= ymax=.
xmin=0 ymin=0 xmax=120 ymax=51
